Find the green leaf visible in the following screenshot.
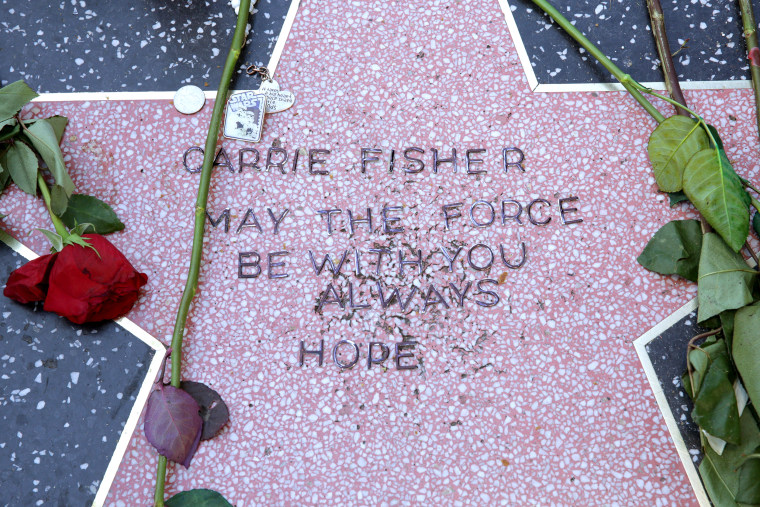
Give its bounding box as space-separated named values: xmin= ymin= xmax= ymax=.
xmin=733 ymin=302 xmax=760 ymax=415
xmin=0 ymin=117 xmax=17 ymax=132
xmin=682 ymin=372 xmax=694 ymax=400
xmin=0 ymin=158 xmax=10 ymax=192
xmin=59 ymin=194 xmax=125 ymax=234
xmin=5 ymin=141 xmax=38 ymax=195
xmin=721 ymin=310 xmax=737 ymax=351
xmin=0 ymin=122 xmax=21 ymax=142
xmin=668 ymin=190 xmax=689 ymax=207
xmin=687 ymin=336 xmax=721 ymax=396
xmin=0 ymin=81 xmax=38 ymax=121
xmin=647 ymin=116 xmax=710 ymax=192
xmin=700 ymin=411 xmax=760 ymax=506
xmin=49 ymin=184 xmax=69 ymax=216
xmin=691 ymin=338 xmax=741 ymax=444
xmin=165 ymin=489 xmax=233 ymax=507
xmin=36 ymin=229 xmax=63 ymax=253
xmin=753 ymin=212 xmax=760 ymax=238
xmin=23 ymin=119 xmax=74 ymax=196
xmin=637 ymin=219 xmax=702 ymax=282
xmin=736 ymin=453 xmax=760 ymax=504
xmin=42 ymin=116 xmax=66 ymax=143
xmin=697 ymin=233 xmax=756 ymax=322
xmin=701 ymin=315 xmax=723 ymax=329
xmin=705 ymin=124 xmax=725 ymax=150
xmin=683 ymin=149 xmax=750 ymax=252
xmin=25 ymin=115 xmax=68 ymax=143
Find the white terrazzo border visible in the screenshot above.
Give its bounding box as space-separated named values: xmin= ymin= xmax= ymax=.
xmin=633 ymin=298 xmax=709 ymax=507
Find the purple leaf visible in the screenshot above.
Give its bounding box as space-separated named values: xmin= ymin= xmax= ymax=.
xmin=180 ymin=380 xmax=230 ymax=441
xmin=144 ymin=385 xmax=203 ymax=468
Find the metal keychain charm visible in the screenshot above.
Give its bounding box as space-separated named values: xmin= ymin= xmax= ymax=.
xmin=248 ymin=65 xmax=296 ymax=113
xmin=223 ymin=91 xmax=267 ymax=143
xmin=223 ymin=65 xmax=296 ymax=142
xmin=257 ymin=79 xmax=295 ymax=113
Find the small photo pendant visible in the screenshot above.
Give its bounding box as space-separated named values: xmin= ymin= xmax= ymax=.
xmin=223 ymin=91 xmax=267 ymax=143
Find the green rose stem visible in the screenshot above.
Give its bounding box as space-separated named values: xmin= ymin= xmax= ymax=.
xmin=646 ymin=0 xmax=689 ymax=116
xmin=529 ymin=0 xmax=665 ymax=124
xmin=739 ymin=0 xmax=760 ymax=139
xmin=36 ymin=173 xmax=68 ymax=238
xmin=152 ymin=1 xmax=250 ymax=505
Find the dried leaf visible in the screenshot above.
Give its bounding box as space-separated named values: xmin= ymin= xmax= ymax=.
xmin=180 ymin=381 xmax=230 ymax=441
xmin=720 ymin=310 xmax=736 ymax=351
xmin=700 ymin=411 xmax=760 ymax=506
xmin=683 ymin=149 xmax=750 ymax=252
xmin=690 ymin=338 xmax=740 ymax=444
xmin=144 ymin=385 xmax=202 ymax=468
xmin=697 ymin=233 xmax=755 ymax=322
xmin=647 ymin=116 xmax=709 ymax=192
xmin=687 ymin=336 xmax=722 ymax=396
xmin=668 ymin=191 xmax=689 ymax=207
xmin=736 ymin=453 xmax=760 ymax=504
xmin=637 ymin=219 xmax=702 ymax=282
xmin=733 ymin=302 xmax=760 ymax=415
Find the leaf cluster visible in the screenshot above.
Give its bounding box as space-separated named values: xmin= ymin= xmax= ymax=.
xmin=640 ymin=116 xmax=760 ymax=504
xmin=683 ymin=334 xmax=760 ymax=505
xmin=0 ymin=80 xmax=124 ymax=236
xmin=648 ymin=116 xmax=753 ymax=253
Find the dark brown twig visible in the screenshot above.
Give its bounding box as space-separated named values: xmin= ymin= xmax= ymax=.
xmin=647 ymin=0 xmax=689 ymax=116
xmin=739 ymin=0 xmax=760 ymax=140
xmin=746 ymin=241 xmax=760 ymax=268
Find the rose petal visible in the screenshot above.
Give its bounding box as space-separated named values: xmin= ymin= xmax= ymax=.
xmin=43 ymin=234 xmax=148 ymax=323
xmin=3 ymin=253 xmax=58 ymax=304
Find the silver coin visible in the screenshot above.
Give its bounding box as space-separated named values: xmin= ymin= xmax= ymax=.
xmin=173 ymin=85 xmax=206 ymax=114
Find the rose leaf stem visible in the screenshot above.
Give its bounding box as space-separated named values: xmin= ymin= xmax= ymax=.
xmin=739 ymin=0 xmax=760 ymax=140
xmin=529 ymin=0 xmax=665 ymax=124
xmin=746 ymin=180 xmax=760 ymax=196
xmin=152 ymin=1 xmax=250 ymax=506
xmin=36 ymin=173 xmax=68 ymax=237
xmin=646 ymin=0 xmax=689 ymax=116
xmin=751 ymin=195 xmax=760 ymax=213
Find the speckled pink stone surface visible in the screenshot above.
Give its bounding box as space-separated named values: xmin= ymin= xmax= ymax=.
xmin=3 ymin=1 xmax=760 ymax=505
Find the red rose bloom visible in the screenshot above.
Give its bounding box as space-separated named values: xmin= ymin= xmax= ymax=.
xmin=3 ymin=234 xmax=148 ymax=324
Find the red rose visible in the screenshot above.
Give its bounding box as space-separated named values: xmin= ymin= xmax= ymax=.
xmin=3 ymin=234 xmax=148 ymax=324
